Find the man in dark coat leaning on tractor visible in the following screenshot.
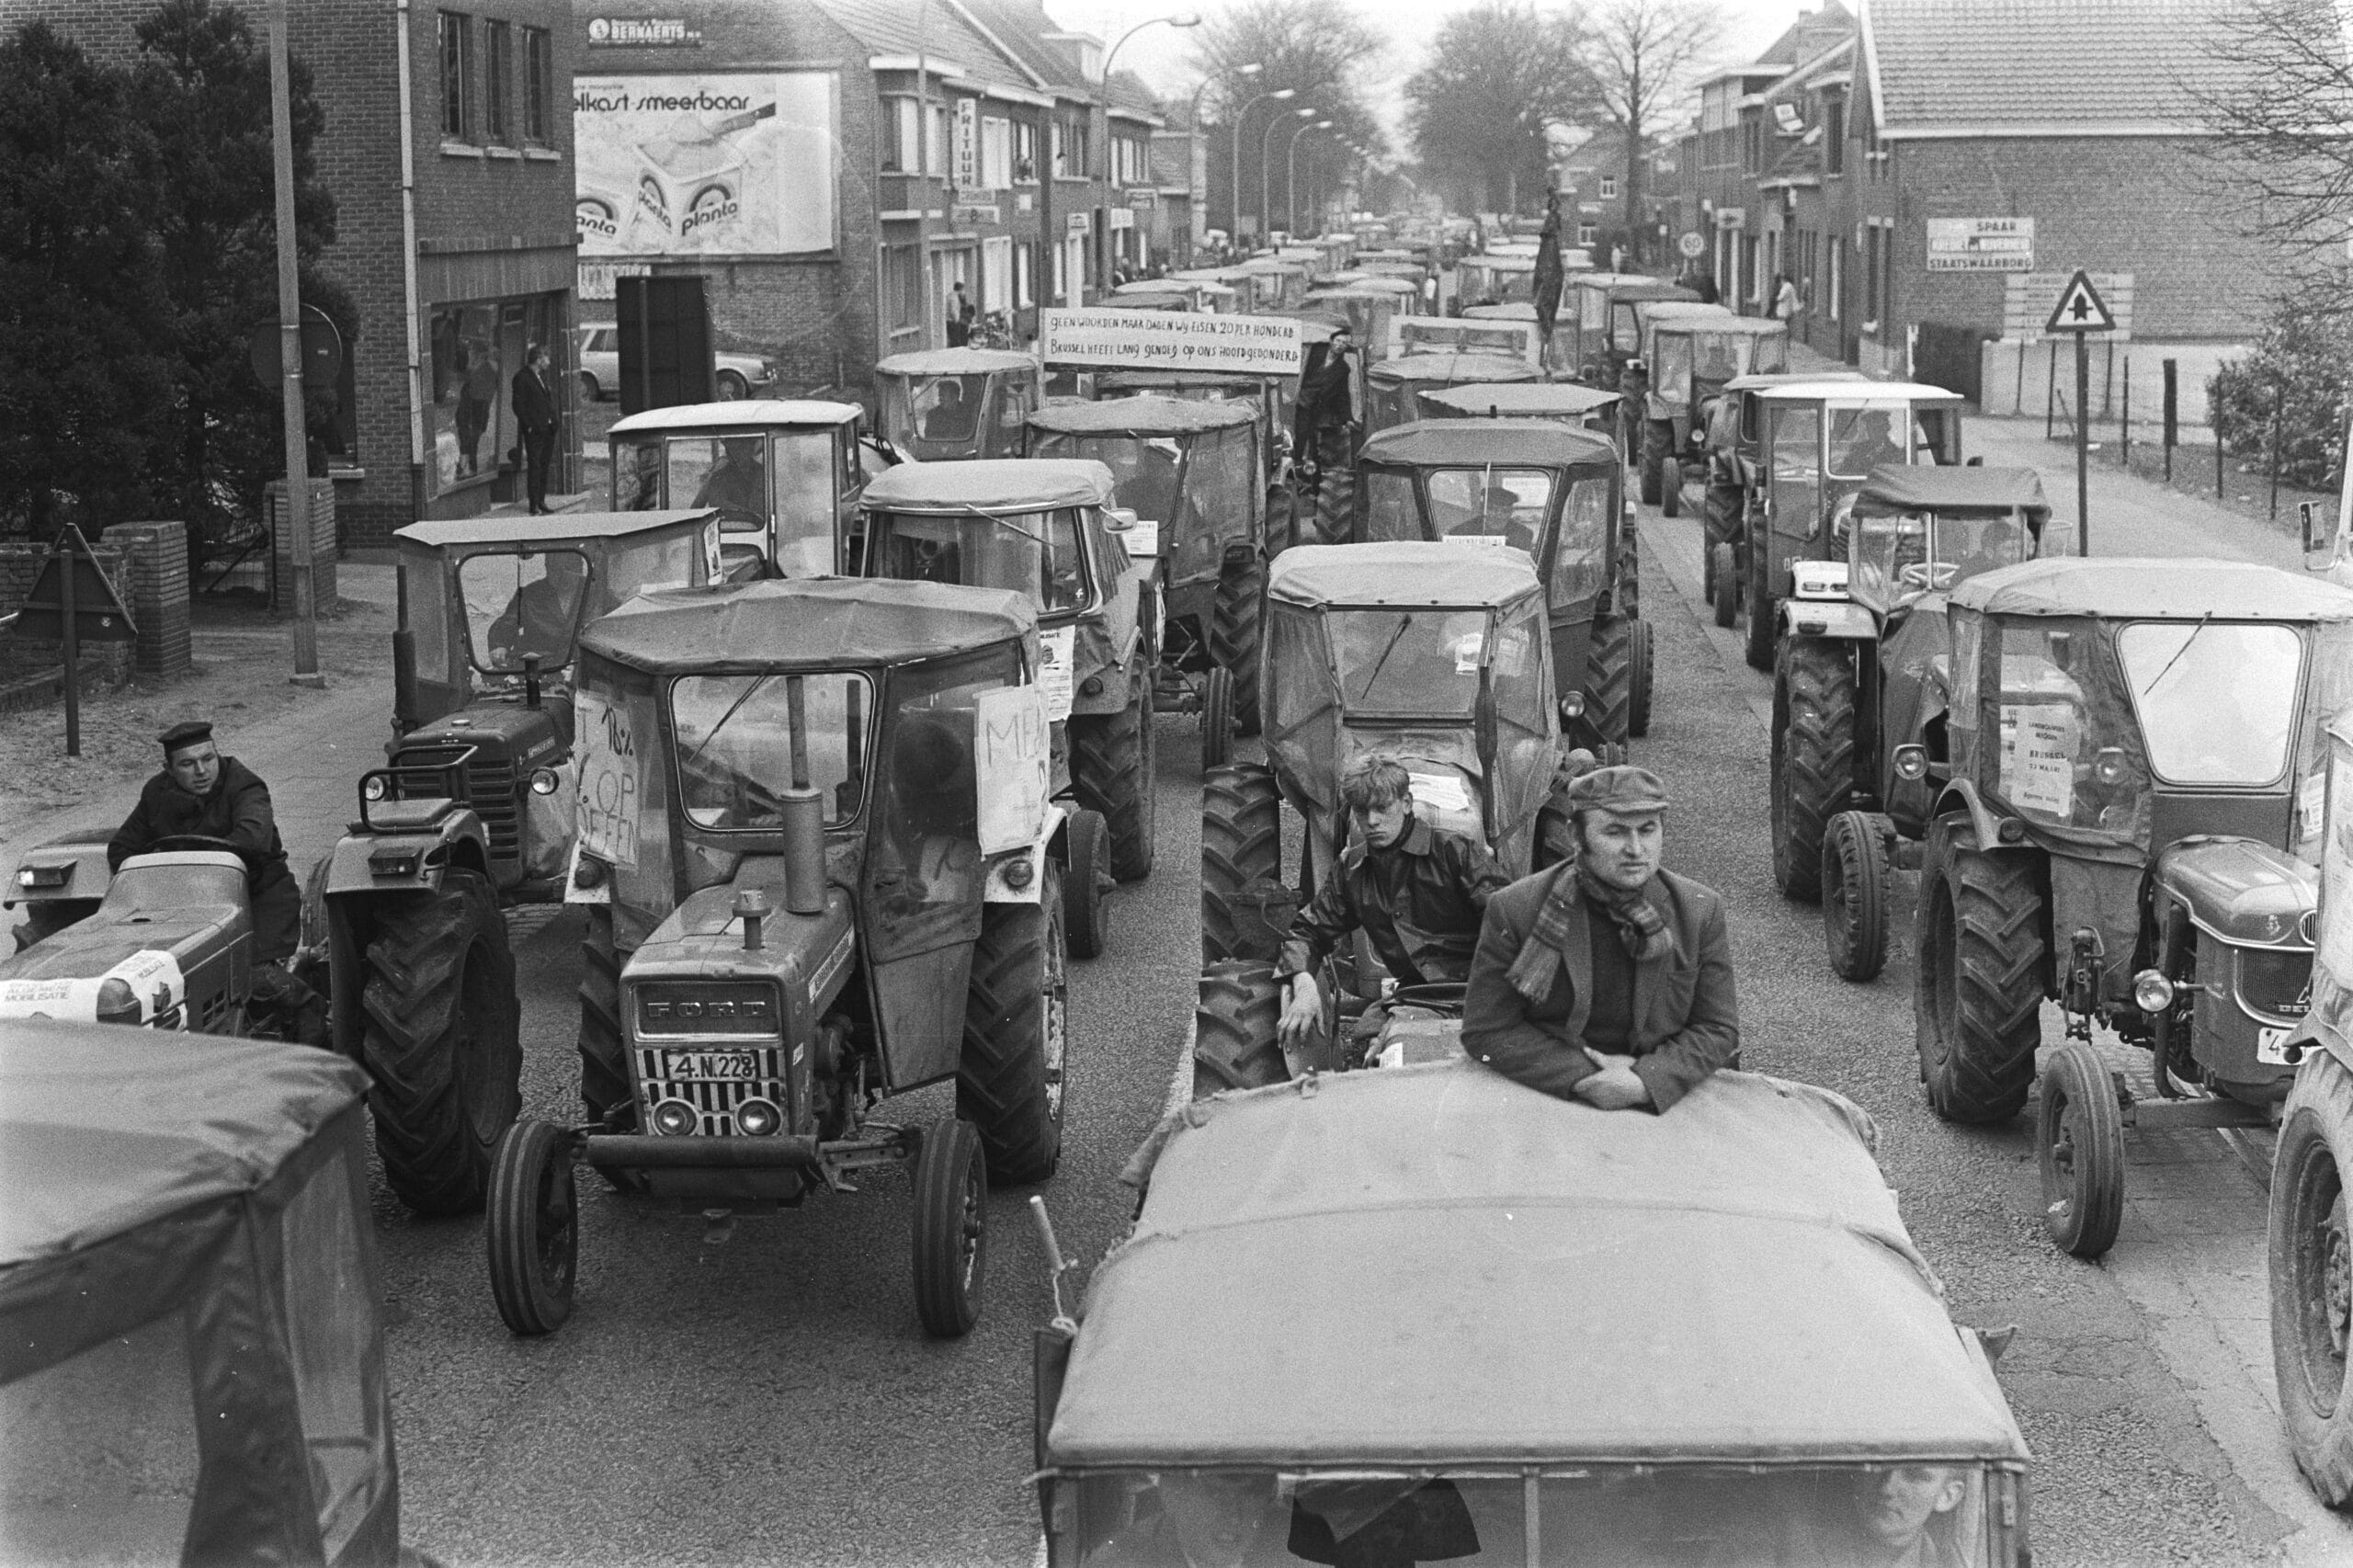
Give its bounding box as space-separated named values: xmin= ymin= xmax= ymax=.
xmin=1461 ymin=766 xmax=1738 ymax=1111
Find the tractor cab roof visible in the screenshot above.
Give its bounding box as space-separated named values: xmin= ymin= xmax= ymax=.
xmin=1608 ymin=283 xmax=1700 ymax=305
xmin=1359 ymin=418 xmax=1618 ymax=472
xmin=1752 ymin=380 xmax=1964 ymax=407
xmin=1656 ymin=314 xmax=1787 ymax=339
xmin=873 ymin=348 xmax=1038 ymax=377
xmin=1268 ymin=542 xmax=1542 ymax=611
xmin=1370 ymin=353 xmax=1540 ymax=385
xmin=1726 ymin=369 xmax=1870 ymax=393
xmin=1855 ymin=464 xmax=2051 ymax=517
xmin=394 ymin=508 xmax=717 ymax=552
xmin=859 ymin=458 xmax=1115 ymax=515
xmin=1952 ymin=557 xmax=2353 ymax=623
xmin=1027 ymin=396 xmax=1258 ymax=437
xmin=584 ymin=577 xmax=1036 ymax=673
xmin=608 ymin=399 xmax=862 ymax=435
xmin=1049 ymin=1060 xmax=2025 ymax=1468
xmin=1098 ymin=368 xmax=1277 ymax=392
xmin=1571 ymin=272 xmax=1661 ymax=292
xmin=1418 ymin=382 xmax=1623 ymax=418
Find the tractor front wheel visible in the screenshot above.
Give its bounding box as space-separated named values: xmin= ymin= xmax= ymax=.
xmin=912 ymin=1119 xmax=988 ymax=1338
xmin=1915 ymin=821 xmax=2045 ymax=1124
xmin=1072 ymin=678 xmax=1155 ymax=882
xmin=1062 ymin=808 xmax=1112 ymax=961
xmin=1585 ymin=614 xmax=1635 ymax=745
xmin=357 ymin=869 xmax=521 ymax=1215
xmin=1770 ymin=638 xmax=1856 ymax=903
xmin=1211 ymin=553 xmax=1265 ymax=736
xmin=1745 ymin=547 xmax=1777 ymax=672
xmin=2272 ymin=1051 xmax=2353 ymax=1504
xmin=1822 ymin=810 xmax=1892 ymax=983
xmin=1640 ymin=440 xmax=1664 ymax=506
xmin=1201 ymin=764 xmax=1283 ymax=965
xmin=2039 ymin=1039 xmax=2125 ymax=1258
xmin=1713 ymin=543 xmax=1740 ymax=629
xmin=485 ymin=1119 xmax=578 ymax=1336
xmin=1617 ymin=535 xmax=1641 ymax=619
xmin=1201 ymin=666 xmax=1235 ymax=769
xmin=1661 ymin=457 xmax=1683 ymax=517
xmin=1193 ymin=960 xmax=1286 ymax=1099
xmin=958 ymin=860 xmax=1067 ymax=1184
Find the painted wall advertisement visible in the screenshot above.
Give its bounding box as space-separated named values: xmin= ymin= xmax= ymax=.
xmin=575 ymin=73 xmax=837 ymax=257
xmin=1925 ymin=217 xmax=2034 ymax=273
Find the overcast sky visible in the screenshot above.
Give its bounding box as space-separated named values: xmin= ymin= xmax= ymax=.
xmin=1044 ymin=0 xmax=1826 ymax=149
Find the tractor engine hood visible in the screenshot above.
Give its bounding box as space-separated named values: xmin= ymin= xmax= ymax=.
xmin=2154 ymin=836 xmax=2317 ymax=949
xmin=628 ymin=863 xmax=859 ymax=1024
xmin=394 ymin=699 xmax=570 ymax=764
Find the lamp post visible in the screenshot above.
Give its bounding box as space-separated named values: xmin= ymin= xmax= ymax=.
xmin=1189 ymin=62 xmax=1254 ymax=257
xmin=1262 ymin=104 xmax=1313 ymax=245
xmin=1286 ymin=118 xmax=1331 ymax=238
xmin=1227 ymin=85 xmax=1291 ymax=244
xmin=1094 ymin=12 xmax=1199 ymax=297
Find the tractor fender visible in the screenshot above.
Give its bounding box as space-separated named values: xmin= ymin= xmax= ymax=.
xmin=6 ymin=836 xmax=113 ymax=911
xmin=1779 ymin=600 xmax=1877 ymax=640
xmin=2152 ymin=836 xmax=2317 ymax=949
xmin=1929 ymin=779 xmax=2021 ymax=859
xmin=988 ymin=802 xmax=1069 ymax=904
xmin=321 ymin=810 xmax=494 ymax=898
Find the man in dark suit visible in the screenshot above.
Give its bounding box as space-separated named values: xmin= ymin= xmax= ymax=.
xmin=1461 ymin=766 xmax=1738 ymax=1112
xmin=512 ymin=341 xmax=560 ymax=514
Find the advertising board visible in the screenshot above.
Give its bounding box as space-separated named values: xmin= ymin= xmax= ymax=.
xmin=575 ymin=73 xmax=838 ymax=257
xmin=1038 ymin=309 xmax=1305 ymax=376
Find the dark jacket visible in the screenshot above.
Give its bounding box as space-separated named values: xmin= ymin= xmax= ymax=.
xmin=1461 ymin=863 xmax=1738 ymax=1112
xmin=1278 ymin=816 xmax=1508 ymax=987
xmin=108 ymin=756 xmax=287 ymax=872
xmin=512 ymin=365 xmax=558 ymax=436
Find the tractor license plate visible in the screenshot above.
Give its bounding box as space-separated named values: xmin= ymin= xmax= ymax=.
xmin=2257 ymin=1026 xmax=2295 ymax=1065
xmin=657 ymin=1050 xmax=761 ymax=1081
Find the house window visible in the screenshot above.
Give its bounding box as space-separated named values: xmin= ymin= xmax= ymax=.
xmin=1599 ymin=175 xmax=1618 ymax=200
xmin=438 ymin=12 xmax=470 ymax=141
xmin=882 ymin=244 xmax=921 ymax=332
xmin=522 ymin=27 xmax=551 ymax=142
xmin=983 ymin=236 xmax=1013 ymax=313
xmin=483 ymin=20 xmax=509 ymax=142
xmin=1014 ymin=119 xmax=1038 ymax=182
xmin=1824 ymin=97 xmax=1845 ymax=176
xmin=1828 ymin=237 xmax=1843 ymax=322
xmin=1742 ymin=119 xmax=1759 ymax=174
xmin=1577 ymin=223 xmax=1597 ymax=247
xmin=982 ymin=115 xmax=1012 ymax=188
xmin=928 ymin=103 xmax=949 ymax=175
xmin=885 ymin=98 xmax=918 ymax=173
xmin=1016 ymin=240 xmax=1036 ymax=307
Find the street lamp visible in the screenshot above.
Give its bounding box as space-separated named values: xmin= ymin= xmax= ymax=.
xmin=1263 ymin=104 xmax=1313 ymax=244
xmin=1228 ymin=85 xmax=1291 ymax=244
xmin=1188 ymin=62 xmax=1255 ymax=257
xmin=1287 ymin=118 xmax=1331 ymax=238
xmin=1094 ymin=12 xmax=1199 ymax=295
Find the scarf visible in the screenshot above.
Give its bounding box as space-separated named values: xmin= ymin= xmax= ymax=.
xmin=1505 ymin=863 xmax=1674 ymax=1006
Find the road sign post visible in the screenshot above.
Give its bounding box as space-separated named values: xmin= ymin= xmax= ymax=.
xmin=2045 ymin=268 xmax=2117 ymax=555
xmin=16 ymin=522 xmax=140 ymax=758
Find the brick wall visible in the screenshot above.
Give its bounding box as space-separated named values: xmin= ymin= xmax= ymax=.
xmin=0 ymin=544 xmax=136 ymax=688
xmin=100 ymin=522 xmax=193 ymax=676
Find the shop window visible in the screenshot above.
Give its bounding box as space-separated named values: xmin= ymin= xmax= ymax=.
xmin=426 ymin=296 xmax=554 ymax=498
xmin=438 ymin=12 xmax=470 ymax=141
xmin=483 ymin=20 xmax=509 ymax=143
xmin=523 ymin=27 xmax=551 ymax=143
xmin=1015 ymin=240 xmax=1036 ymax=309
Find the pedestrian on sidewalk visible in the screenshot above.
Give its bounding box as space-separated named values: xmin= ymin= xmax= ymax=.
xmin=512 ymin=342 xmax=560 ymax=515
xmin=946 ymin=282 xmax=976 ymax=347
xmin=1774 ymin=274 xmax=1802 ymax=335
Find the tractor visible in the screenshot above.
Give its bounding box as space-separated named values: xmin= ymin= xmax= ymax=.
xmin=1364 ymin=353 xmax=1539 ymax=436
xmin=608 ymin=399 xmax=883 ymax=578
xmin=1569 ymin=277 xmax=1698 ymax=387
xmin=1354 ymin=418 xmax=1649 ymax=746
xmin=1449 ymin=252 xmax=1536 ymax=310
xmin=1397 ymin=314 xmax=1540 ymax=368
xmin=1761 ymin=464 xmax=2057 ymax=941
xmin=1418 ymin=380 xmax=1624 ymax=436
xmin=1637 ymin=314 xmax=1790 ymax=516
xmin=857 ymin=460 xmax=1155 ymax=922
xmin=1195 ymin=543 xmax=1574 ymax=1090
xmin=1733 ymin=379 xmax=1966 ymax=674
xmin=507 ymin=577 xmax=1072 ymax=1339
xmin=1027 ymin=397 xmax=1270 ymax=764
xmin=1459 ymin=302 xmax=1579 ymax=374
xmin=872 ymin=347 xmax=1041 ymax=462
xmin=1905 ymin=559 xmax=2353 ymax=1265
xmin=1699 ymin=369 xmax=1870 ymax=632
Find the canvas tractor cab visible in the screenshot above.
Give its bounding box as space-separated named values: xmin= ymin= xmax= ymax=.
xmin=1763 ymin=465 xmax=2056 ymax=957
xmin=858 ymin=460 xmax=1157 ymax=916
xmin=873 ymin=348 xmax=1040 ymax=462
xmin=1733 ymin=381 xmax=1966 ymax=674
xmin=513 ymin=578 xmax=1072 ymax=1341
xmin=1901 ymin=560 xmax=2353 ymax=1263
xmin=1459 ymin=302 xmax=1578 ymax=374
xmin=1364 ymin=353 xmax=1539 ymax=436
xmin=0 ymin=1024 xmax=417 ymax=1568
xmin=1028 ymin=398 xmax=1270 ymax=765
xmin=1417 ymin=379 xmax=1624 ymax=437
xmin=1639 ymin=314 xmax=1790 ymax=515
xmin=1571 ymin=277 xmax=1698 ymax=386
xmin=1356 ymin=419 xmax=1648 ymax=749
xmin=1194 ymin=544 xmax=1569 ymax=1085
xmin=1029 ymin=1062 xmax=2033 ymax=1568
xmin=1095 ymin=365 xmax=1295 ymax=499
xmin=1699 ymin=369 xmax=1869 ymax=632
xmin=1449 ymin=252 xmax=1536 ymax=309
xmin=608 ymin=400 xmax=879 ymax=580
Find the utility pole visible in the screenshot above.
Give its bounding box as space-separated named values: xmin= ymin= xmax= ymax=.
xmin=916 ymin=0 xmax=938 ymax=347
xmin=268 ymin=0 xmax=322 ymax=685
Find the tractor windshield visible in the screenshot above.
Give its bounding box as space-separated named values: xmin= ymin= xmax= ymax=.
xmin=881 ymin=373 xmax=1001 ymax=460
xmin=2117 ymin=620 xmax=2302 ymax=787
xmin=671 ymin=670 xmax=875 ymax=830
xmin=1364 ymin=472 xmax=1421 ymax=542
xmin=1853 ymin=510 xmax=2033 ymax=605
xmin=1989 ymin=619 xmax=2152 ymax=839
xmin=1828 ymin=406 xmax=1909 ymax=480
xmin=1328 ymin=608 xmax=1496 ymax=720
xmin=1426 ymin=468 xmax=1554 ymax=553
xmin=1031 ymin=434 xmax=1186 ymax=535
xmin=869 ymin=509 xmax=1090 ymax=619
xmin=1552 ymin=477 xmax=1613 ymax=605
xmin=614 ymin=430 xmax=836 ymax=577
xmin=1696 ymin=329 xmax=1785 ymax=383
xmin=459 ymin=549 xmax=590 ymax=674
xmin=1654 ymin=334 xmax=1695 ymax=404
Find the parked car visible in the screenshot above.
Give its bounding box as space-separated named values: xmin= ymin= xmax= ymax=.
xmin=574 ymin=324 xmax=778 ymax=403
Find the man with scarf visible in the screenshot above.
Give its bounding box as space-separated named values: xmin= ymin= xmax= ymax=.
xmin=1461 ymin=766 xmax=1737 ymax=1111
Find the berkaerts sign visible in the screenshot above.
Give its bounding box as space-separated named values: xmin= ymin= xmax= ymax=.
xmin=585 ymin=17 xmax=703 ymax=47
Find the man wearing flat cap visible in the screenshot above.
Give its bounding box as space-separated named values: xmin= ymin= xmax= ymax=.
xmin=1461 ymin=765 xmax=1738 ymax=1111
xmin=109 ymin=721 xmax=321 ymax=1039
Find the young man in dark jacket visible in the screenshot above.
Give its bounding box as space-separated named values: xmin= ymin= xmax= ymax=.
xmin=1461 ymin=765 xmax=1738 ymax=1111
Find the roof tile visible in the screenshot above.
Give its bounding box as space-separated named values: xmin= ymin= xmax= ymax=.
xmin=1864 ymin=0 xmax=2252 ymax=131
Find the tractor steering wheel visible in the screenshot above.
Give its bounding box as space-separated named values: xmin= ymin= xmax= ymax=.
xmin=1898 ymin=560 xmax=1961 ymax=592
xmin=141 ymin=834 xmax=256 ymax=869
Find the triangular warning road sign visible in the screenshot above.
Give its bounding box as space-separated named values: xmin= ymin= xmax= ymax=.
xmin=2045 ymin=268 xmax=2116 ymax=335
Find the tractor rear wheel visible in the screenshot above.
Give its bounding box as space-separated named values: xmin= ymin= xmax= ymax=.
xmin=1313 ymin=464 xmax=1356 ymax=548
xmin=1745 ymin=547 xmax=1776 ymax=672
xmin=1201 ymin=666 xmax=1235 ymax=769
xmin=1617 ymin=534 xmax=1641 ymax=619
xmin=1712 ymin=543 xmax=1739 ymax=629
xmin=912 ymin=1118 xmax=988 ymax=1338
xmin=2039 ymin=1039 xmax=2125 ymax=1258
xmin=358 ymin=869 xmax=521 ymax=1215
xmin=1770 ymin=638 xmax=1855 ymax=903
xmin=1202 ymin=764 xmax=1283 ymax=965
xmin=958 ymin=860 xmax=1067 ymax=1185
xmin=1584 ymin=614 xmax=1634 ymax=745
xmin=1062 ymin=808 xmax=1112 ymax=961
xmin=1661 ymin=457 xmax=1682 ymax=517
xmin=1628 ymin=618 xmax=1654 ymax=740
xmin=1072 ymin=677 xmax=1154 ymax=882
xmin=2272 ymin=1051 xmax=2353 ymax=1504
xmin=1640 ymin=443 xmax=1664 ymax=506
xmin=577 ymin=903 xmax=631 ymax=1127
xmin=1915 ymin=821 xmax=2045 ymax=1124
xmin=1193 ymin=960 xmax=1286 ymax=1099
xmin=1267 ymin=483 xmax=1302 ymax=552
xmin=1822 ymin=810 xmax=1891 ymax=983
xmin=485 ymin=1119 xmax=578 ymax=1336
xmin=1211 ymin=552 xmax=1264 ymax=736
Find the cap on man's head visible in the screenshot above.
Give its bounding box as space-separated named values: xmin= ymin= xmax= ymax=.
xmin=158 ymin=721 xmax=214 ymax=757
xmin=1564 ymin=764 xmax=1669 ymax=816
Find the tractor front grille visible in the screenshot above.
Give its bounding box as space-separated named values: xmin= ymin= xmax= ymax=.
xmin=633 ymin=1046 xmax=790 ymax=1137
xmin=2237 ymin=947 xmax=2313 ymax=1023
xmin=388 ymin=744 xmax=519 ymax=864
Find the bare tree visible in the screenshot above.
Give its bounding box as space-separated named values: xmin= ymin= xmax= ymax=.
xmin=1577 ymin=0 xmax=1725 ymax=267
xmin=1195 ymin=0 xmax=1386 ymax=233
xmin=1406 ymin=2 xmax=1595 ymax=214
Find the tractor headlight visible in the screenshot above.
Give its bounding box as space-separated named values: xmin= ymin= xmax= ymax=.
xmin=573 ymin=855 xmax=608 ymax=890
xmin=1893 ymin=744 xmax=1928 ymax=781
xmin=95 ymin=977 xmax=140 ymax=1026
xmin=2093 ymin=747 xmax=2130 ymax=787
xmin=652 ymin=1099 xmax=699 ymax=1136
xmin=361 ymin=775 xmax=388 ymax=801
xmin=736 ymin=1098 xmax=781 ymax=1137
xmin=529 ymin=767 xmax=563 ymax=796
xmin=2132 ymin=969 xmax=2176 ymax=1014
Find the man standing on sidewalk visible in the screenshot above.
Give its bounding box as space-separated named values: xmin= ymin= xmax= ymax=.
xmin=512 ymin=342 xmax=560 ymax=515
